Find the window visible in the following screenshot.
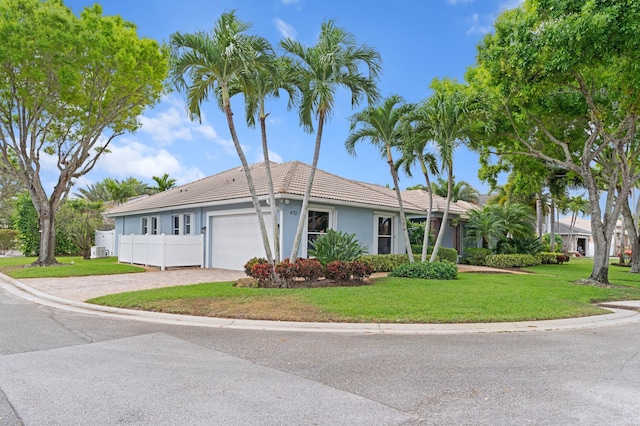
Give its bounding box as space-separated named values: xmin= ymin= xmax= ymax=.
xmin=171 ymin=215 xmax=180 ymax=235
xmin=307 ymin=210 xmax=329 ymax=250
xmin=141 ymin=217 xmax=149 ymax=234
xmin=377 ymin=216 xmax=392 ymax=254
xmin=184 ymin=214 xmax=192 ymax=235
xmin=150 ymin=216 xmax=159 ymax=235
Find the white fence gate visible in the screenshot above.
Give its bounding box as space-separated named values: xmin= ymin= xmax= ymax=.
xmin=118 ymin=234 xmax=204 ymax=271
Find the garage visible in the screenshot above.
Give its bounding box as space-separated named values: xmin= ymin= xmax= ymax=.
xmin=209 ymin=212 xmax=274 ymax=271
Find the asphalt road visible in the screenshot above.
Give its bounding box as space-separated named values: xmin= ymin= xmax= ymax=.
xmin=1 ymin=286 xmax=639 ymax=425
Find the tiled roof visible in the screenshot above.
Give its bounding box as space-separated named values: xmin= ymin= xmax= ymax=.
xmin=400 ymin=189 xmax=476 ymax=216
xmin=107 ymin=161 xmax=428 ymax=216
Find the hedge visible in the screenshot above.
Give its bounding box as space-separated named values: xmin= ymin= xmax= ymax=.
xmin=485 ymin=254 xmax=541 ymax=268
xmin=358 ymin=254 xmax=410 ymax=272
xmin=538 ymin=252 xmax=571 ymax=264
xmin=389 ymin=260 xmax=458 ymax=280
xmin=410 ymin=245 xmax=458 ymax=263
xmin=462 ymin=247 xmax=492 ymax=266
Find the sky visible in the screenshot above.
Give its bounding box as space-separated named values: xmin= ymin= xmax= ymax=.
xmin=60 ymin=0 xmax=524 ymax=195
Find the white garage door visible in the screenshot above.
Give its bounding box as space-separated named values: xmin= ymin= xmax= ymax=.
xmin=210 ymin=213 xmax=273 ymax=271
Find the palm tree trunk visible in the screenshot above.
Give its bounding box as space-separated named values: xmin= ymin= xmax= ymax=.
xmin=223 ymin=101 xmax=274 ymax=265
xmin=549 ymin=198 xmax=556 ymax=252
xmin=536 ymin=193 xmax=543 ymax=239
xmin=290 ymin=111 xmax=325 ymax=260
xmin=259 ymin=105 xmax=280 ymax=263
xmin=622 ymin=199 xmax=640 ymax=272
xmin=430 ymin=167 xmax=453 ymax=262
xmin=387 ymin=147 xmax=414 ymax=263
xmin=421 ymin=168 xmax=433 ymax=262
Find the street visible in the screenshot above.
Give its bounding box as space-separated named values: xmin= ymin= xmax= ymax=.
xmin=1 ymin=286 xmax=639 ymax=425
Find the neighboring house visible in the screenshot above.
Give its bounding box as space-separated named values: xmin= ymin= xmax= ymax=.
xmin=107 ymin=161 xmax=473 ymax=271
xmin=555 ymin=219 xmax=593 ymax=256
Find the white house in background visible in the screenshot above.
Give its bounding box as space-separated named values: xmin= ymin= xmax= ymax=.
xmin=107 ymin=161 xmax=475 ymax=271
xmin=557 ymin=217 xmax=628 ymax=257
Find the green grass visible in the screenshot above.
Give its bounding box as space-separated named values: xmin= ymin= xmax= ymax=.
xmin=0 ymin=256 xmax=145 ymax=278
xmin=88 ymin=258 xmax=640 ymax=323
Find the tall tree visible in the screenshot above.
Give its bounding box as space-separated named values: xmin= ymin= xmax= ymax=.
xmin=104 ymin=177 xmax=150 ymax=204
xmin=170 ymin=11 xmax=276 ymax=264
xmin=0 ymin=0 xmax=167 ymax=266
xmin=150 ymin=173 xmax=177 ymax=193
xmin=56 ymin=199 xmax=104 ymax=259
xmin=282 ymin=20 xmax=381 ymax=260
xmin=398 ymin=133 xmax=439 ymax=261
xmin=419 ymin=80 xmax=476 ymax=262
xmin=345 ymin=95 xmax=415 ymax=262
xmin=74 ymin=182 xmax=111 ymax=203
xmin=469 ymin=0 xmax=640 ymax=284
xmin=229 ymin=56 xmax=297 ymax=263
xmin=559 ymin=194 xmax=589 ymax=253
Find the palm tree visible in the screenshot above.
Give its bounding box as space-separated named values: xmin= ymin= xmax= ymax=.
xmin=281 ymin=20 xmax=381 ymax=260
xmin=419 ymin=80 xmax=476 ymax=262
xmin=431 ymin=177 xmax=480 ymax=203
xmin=74 ymin=182 xmax=110 ymax=202
xmin=169 ymin=11 xmax=275 ymax=264
xmin=150 ymin=173 xmax=177 ymax=193
xmin=345 ymin=95 xmax=415 ymax=262
xmin=228 ymin=55 xmax=297 ymax=262
xmin=494 ymin=202 xmax=536 ymax=240
xmin=397 ymin=116 xmax=440 ymax=261
xmin=465 ymin=206 xmax=505 ymax=250
xmin=561 ymin=194 xmax=589 ymax=252
xmin=103 ymin=177 xmax=150 ymax=205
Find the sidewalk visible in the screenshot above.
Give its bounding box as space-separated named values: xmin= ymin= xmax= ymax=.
xmin=1 ymin=269 xmax=640 ymax=335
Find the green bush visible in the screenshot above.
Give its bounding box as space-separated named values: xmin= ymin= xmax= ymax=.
xmin=359 ymin=254 xmax=410 ymax=272
xmin=410 ymin=245 xmax=458 ymax=263
xmin=541 ymin=233 xmax=564 ymax=252
xmin=0 ymin=229 xmax=18 ymax=253
xmin=389 ymin=260 xmax=458 ymax=280
xmin=462 ymin=247 xmax=492 ymax=265
xmin=539 ymin=252 xmax=571 ymax=264
xmin=308 ymin=229 xmax=367 ymax=265
xmin=485 ymin=254 xmax=541 ymax=269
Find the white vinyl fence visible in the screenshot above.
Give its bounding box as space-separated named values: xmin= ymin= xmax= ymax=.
xmin=118 ymin=234 xmax=204 ymax=271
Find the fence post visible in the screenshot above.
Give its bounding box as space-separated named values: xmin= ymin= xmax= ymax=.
xmin=160 ymin=233 xmax=166 ymax=271
xmin=200 ymin=233 xmax=204 ymax=268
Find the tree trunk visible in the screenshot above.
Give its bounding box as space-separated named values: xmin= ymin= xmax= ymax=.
xmin=223 ymin=99 xmax=274 ymax=265
xmin=387 ymin=147 xmax=414 ymax=263
xmin=35 ymin=204 xmax=58 ymax=266
xmin=549 ymin=198 xmax=556 ymax=252
xmin=536 ymin=193 xmax=543 ymax=239
xmin=290 ymin=111 xmax=325 ymax=260
xmin=622 ymin=198 xmax=640 ymax=273
xmin=618 ymin=213 xmax=626 ymax=265
xmin=430 ymin=166 xmax=453 ymax=262
xmin=420 ymin=163 xmax=433 ymax=262
xmin=259 ymin=106 xmax=280 ymax=263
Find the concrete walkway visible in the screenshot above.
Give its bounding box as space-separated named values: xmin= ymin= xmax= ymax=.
xmin=2 ymin=266 xmax=640 ymax=334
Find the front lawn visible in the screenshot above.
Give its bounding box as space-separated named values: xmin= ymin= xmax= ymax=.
xmin=88 ymin=258 xmax=640 ymax=323
xmin=0 ymin=256 xmax=145 ymax=278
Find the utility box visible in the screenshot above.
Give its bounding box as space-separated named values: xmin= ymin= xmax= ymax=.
xmin=90 ymin=246 xmax=106 ymax=259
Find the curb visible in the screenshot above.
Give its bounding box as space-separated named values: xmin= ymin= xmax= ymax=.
xmin=2 ymin=272 xmax=640 ymax=335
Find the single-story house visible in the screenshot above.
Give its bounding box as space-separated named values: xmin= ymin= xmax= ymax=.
xmin=555 ymin=219 xmax=592 ymax=256
xmin=107 ymin=161 xmax=474 ymax=271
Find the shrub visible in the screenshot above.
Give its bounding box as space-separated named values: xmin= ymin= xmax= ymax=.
xmin=0 ymin=229 xmax=18 ymax=253
xmin=359 ymin=254 xmax=410 ymax=272
xmin=293 ymin=258 xmax=323 ymax=283
xmin=250 ymin=262 xmax=273 ymax=284
xmin=244 ymin=257 xmax=268 ymax=277
xmin=349 ymin=261 xmax=373 ymax=281
xmin=308 ymin=229 xmax=367 ymax=265
xmin=411 ymin=246 xmax=458 ymax=263
xmin=324 ymin=260 xmax=351 ymax=281
xmin=389 ymin=260 xmax=458 ymax=280
xmin=539 ymin=252 xmax=571 ymax=264
xmin=462 ymin=247 xmax=492 ymax=265
xmin=485 ymin=254 xmax=541 ymax=268
xmin=541 ymin=233 xmax=564 ymax=252
xmin=274 ymin=259 xmax=296 ymax=286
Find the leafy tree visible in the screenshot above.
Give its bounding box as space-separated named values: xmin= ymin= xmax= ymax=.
xmin=170 ymin=11 xmax=275 ymax=265
xmin=0 ymin=0 xmax=167 ymax=266
xmin=469 ymin=0 xmax=640 ymax=284
xmin=56 ymin=199 xmax=104 ymax=259
xmin=282 ymin=20 xmax=381 ymax=260
xmin=0 ymin=229 xmax=17 ymax=254
xmin=104 ymin=177 xmax=150 ymax=204
xmin=150 ymin=173 xmax=177 ymax=193
xmin=345 ymin=95 xmax=415 ymax=262
xmin=430 ymin=177 xmax=480 ymax=203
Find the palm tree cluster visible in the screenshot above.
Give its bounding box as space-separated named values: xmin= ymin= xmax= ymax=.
xmin=465 ymin=203 xmax=538 ymax=254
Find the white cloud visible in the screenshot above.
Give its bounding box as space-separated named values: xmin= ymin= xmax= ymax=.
xmin=254 ymin=149 xmax=283 ymax=164
xmin=138 ymin=106 xmax=195 ymax=145
xmin=274 ymin=18 xmax=297 ymax=40
xmin=96 ymin=138 xmax=204 ymax=185
xmin=466 ymin=13 xmax=494 ymax=35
